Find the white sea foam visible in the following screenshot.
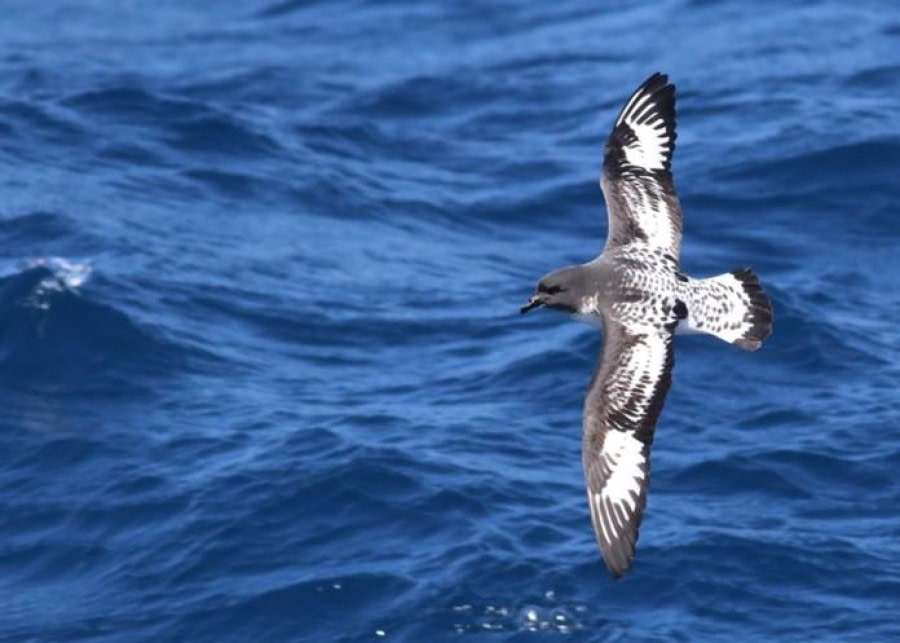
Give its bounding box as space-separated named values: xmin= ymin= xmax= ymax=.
xmin=21 ymin=257 xmax=93 ymax=309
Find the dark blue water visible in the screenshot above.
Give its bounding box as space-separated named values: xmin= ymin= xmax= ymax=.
xmin=1 ymin=1 xmax=898 ymax=641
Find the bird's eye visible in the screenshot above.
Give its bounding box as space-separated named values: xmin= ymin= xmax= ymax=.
xmin=544 ymin=285 xmax=563 ymax=295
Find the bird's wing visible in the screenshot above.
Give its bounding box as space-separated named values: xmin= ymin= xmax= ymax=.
xmin=582 ymin=319 xmax=674 ymax=578
xmin=601 ymin=73 xmax=683 ymax=258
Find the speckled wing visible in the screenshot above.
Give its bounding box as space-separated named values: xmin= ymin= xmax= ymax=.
xmin=582 ymin=320 xmax=674 ymax=578
xmin=601 ymin=73 xmax=682 ymax=258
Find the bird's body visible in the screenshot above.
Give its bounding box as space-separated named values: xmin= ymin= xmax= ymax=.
xmin=520 ymin=73 xmax=773 ymax=578
xmin=573 ymin=247 xmax=685 ymax=329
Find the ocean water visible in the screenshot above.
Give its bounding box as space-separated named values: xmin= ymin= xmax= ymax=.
xmin=1 ymin=1 xmax=898 ymax=641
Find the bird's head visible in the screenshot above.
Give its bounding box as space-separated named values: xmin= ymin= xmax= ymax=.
xmin=520 ymin=265 xmax=584 ymax=315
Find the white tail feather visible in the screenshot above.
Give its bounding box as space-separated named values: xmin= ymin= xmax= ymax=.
xmin=678 ymin=268 xmax=773 ymax=351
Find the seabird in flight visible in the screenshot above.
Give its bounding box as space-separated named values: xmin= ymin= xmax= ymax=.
xmin=520 ymin=73 xmax=773 ymax=578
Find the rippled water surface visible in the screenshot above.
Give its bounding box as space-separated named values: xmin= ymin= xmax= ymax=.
xmin=1 ymin=1 xmax=899 ymax=641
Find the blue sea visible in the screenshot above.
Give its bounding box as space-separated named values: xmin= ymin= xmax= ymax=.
xmin=1 ymin=1 xmax=899 ymax=641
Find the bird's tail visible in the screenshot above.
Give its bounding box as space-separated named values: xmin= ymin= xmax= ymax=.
xmin=681 ymin=268 xmax=773 ymax=351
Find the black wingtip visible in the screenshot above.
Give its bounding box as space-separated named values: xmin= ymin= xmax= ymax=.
xmin=606 ymin=72 xmax=678 ymax=174
xmin=643 ymin=71 xmax=669 ymax=88
xmin=603 ymin=550 xmax=634 ymax=580
xmin=730 ymin=267 xmax=774 ymax=351
xmin=634 ymin=72 xmax=674 ymax=99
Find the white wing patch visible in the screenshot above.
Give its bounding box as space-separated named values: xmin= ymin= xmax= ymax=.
xmin=595 ymin=429 xmax=645 ymax=513
xmin=614 ymin=90 xmax=674 ymax=171
xmin=589 ymin=437 xmax=645 ymax=560
xmin=622 ymin=121 xmax=670 ymax=171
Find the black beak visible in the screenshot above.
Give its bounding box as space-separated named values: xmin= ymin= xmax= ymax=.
xmin=520 ymin=294 xmax=545 ymax=314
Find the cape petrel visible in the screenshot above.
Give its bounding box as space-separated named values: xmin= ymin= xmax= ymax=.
xmin=520 ymin=73 xmax=773 ymax=578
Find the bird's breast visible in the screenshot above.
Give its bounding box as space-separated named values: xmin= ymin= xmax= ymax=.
xmin=572 ymin=294 xmax=605 ymax=327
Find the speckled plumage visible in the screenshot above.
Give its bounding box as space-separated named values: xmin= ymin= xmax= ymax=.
xmin=521 ymin=73 xmax=773 ymax=579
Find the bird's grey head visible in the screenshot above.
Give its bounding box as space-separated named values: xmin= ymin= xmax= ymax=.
xmin=520 ymin=265 xmax=585 ymax=315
